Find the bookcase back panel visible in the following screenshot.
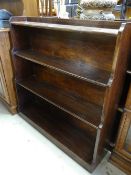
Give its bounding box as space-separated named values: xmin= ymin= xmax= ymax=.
xmin=29 ymin=28 xmax=116 ymax=71
xmin=34 ymin=65 xmax=106 ymax=106
xmin=13 ymin=55 xmax=33 ymax=81
xmin=11 ymin=26 xmax=30 ymax=50
xmin=12 ymin=26 xmax=117 ymax=72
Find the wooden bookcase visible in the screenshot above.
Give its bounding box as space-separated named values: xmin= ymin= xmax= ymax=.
xmin=10 ymin=17 xmax=131 ymax=172
xmin=0 ymin=29 xmax=17 ymax=114
xmin=110 ymin=65 xmax=131 ymax=175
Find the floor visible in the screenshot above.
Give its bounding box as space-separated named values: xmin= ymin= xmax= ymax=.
xmin=0 ymin=101 xmax=126 ymax=175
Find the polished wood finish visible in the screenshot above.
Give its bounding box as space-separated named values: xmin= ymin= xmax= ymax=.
xmin=111 ymin=111 xmax=131 ymax=175
xmin=0 ymin=56 xmax=9 ymax=103
xmin=0 ymin=0 xmax=38 ymax=16
xmin=14 ymin=50 xmax=111 ymax=86
xmin=17 ymin=75 xmax=103 ymax=127
xmin=17 ymin=85 xmax=97 ymax=164
xmin=10 ymin=17 xmax=131 ymax=172
xmin=111 ymin=68 xmax=131 ymax=175
xmin=11 ymin=21 xmax=119 ymax=36
xmin=10 ymin=16 xmax=122 ymax=29
xmin=126 ymin=83 xmax=131 ymax=110
xmin=0 ymin=29 xmax=17 ymax=114
xmin=0 ymin=0 xmax=24 ymax=16
xmin=22 ymin=0 xmax=38 ymax=16
xmin=49 ymin=0 xmax=52 ymax=16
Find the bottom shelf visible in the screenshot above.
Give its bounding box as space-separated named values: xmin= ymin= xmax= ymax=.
xmin=17 ymin=85 xmax=102 ymax=172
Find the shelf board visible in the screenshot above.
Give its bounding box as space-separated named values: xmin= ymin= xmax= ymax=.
xmin=14 ymin=50 xmax=111 ymax=87
xmin=19 ymin=100 xmax=96 ymax=167
xmin=17 ymin=77 xmax=102 ymax=128
xmin=11 ymin=21 xmax=119 ymax=36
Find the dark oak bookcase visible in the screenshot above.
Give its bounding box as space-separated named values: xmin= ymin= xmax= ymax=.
xmin=10 ymin=17 xmax=131 ymax=172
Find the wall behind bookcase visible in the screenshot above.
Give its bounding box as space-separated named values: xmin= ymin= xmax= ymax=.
xmin=0 ymin=0 xmax=38 ymax=16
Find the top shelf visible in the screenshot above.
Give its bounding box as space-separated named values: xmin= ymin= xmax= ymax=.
xmin=11 ymin=21 xmax=119 ymax=36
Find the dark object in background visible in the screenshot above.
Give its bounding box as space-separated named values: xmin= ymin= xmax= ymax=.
xmin=127 ymin=0 xmax=131 ymax=6
xmin=66 ymin=4 xmax=78 ymax=17
xmin=65 ymin=0 xmax=78 ymax=17
xmin=0 ymin=9 xmax=13 ymax=28
xmin=120 ymin=0 xmax=131 ymax=19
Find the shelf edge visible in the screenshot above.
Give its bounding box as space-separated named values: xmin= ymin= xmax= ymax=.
xmin=17 ymin=82 xmax=100 ymax=129
xmin=14 ymin=51 xmax=110 ymax=88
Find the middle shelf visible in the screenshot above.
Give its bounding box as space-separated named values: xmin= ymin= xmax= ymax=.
xmin=14 ymin=54 xmax=106 ymax=127
xmin=14 ymin=50 xmax=111 ymax=87
xmin=17 ymin=76 xmax=102 ymax=128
